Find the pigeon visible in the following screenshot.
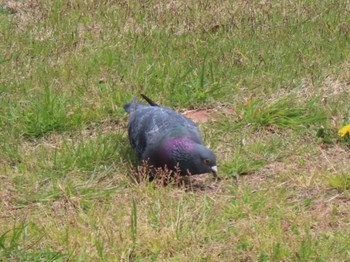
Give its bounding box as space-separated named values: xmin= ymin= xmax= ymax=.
xmin=124 ymin=94 xmax=218 ymax=178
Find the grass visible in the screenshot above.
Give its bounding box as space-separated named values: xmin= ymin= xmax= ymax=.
xmin=1 ymin=0 xmax=350 ymax=260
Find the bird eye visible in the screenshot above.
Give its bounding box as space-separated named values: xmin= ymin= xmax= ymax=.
xmin=203 ymin=158 xmax=211 ymax=165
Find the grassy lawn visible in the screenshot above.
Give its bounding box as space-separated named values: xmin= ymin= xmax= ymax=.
xmin=1 ymin=0 xmax=350 ymax=261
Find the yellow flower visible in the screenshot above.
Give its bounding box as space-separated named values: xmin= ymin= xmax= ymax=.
xmin=338 ymin=124 xmax=350 ymax=138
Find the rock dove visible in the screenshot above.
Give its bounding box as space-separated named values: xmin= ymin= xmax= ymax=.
xmin=124 ymin=94 xmax=218 ymax=178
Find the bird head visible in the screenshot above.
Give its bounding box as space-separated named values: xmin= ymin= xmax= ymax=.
xmin=166 ymin=140 xmax=217 ymax=177
xmin=184 ymin=143 xmax=218 ymax=177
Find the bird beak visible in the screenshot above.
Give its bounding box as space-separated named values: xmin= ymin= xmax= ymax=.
xmin=211 ymin=166 xmax=218 ymax=178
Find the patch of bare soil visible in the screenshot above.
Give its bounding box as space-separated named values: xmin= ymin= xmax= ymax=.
xmin=1 ymin=0 xmax=42 ymax=19
xmin=183 ymin=109 xmax=215 ymax=123
xmin=183 ymin=106 xmax=235 ymax=123
xmin=1 ymin=1 xmax=26 ymax=13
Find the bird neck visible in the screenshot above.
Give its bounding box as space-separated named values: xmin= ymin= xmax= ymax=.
xmin=162 ymin=136 xmax=196 ymax=154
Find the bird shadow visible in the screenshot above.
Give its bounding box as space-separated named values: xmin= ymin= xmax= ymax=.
xmin=127 ymin=162 xmax=221 ymax=192
xmin=180 ymin=175 xmax=224 ymax=192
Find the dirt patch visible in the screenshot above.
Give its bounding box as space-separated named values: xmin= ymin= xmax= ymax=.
xmin=183 ymin=109 xmax=215 ymax=123
xmin=183 ymin=106 xmax=235 ymax=123
xmin=1 ymin=0 xmax=42 ymax=17
xmin=1 ymin=1 xmax=26 ymax=13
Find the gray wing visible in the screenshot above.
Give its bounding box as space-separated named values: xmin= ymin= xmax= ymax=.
xmin=127 ymin=104 xmax=203 ymax=160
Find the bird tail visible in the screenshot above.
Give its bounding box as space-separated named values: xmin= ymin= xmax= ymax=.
xmin=123 ymin=97 xmax=138 ymax=113
xmin=141 ymin=94 xmax=159 ymax=106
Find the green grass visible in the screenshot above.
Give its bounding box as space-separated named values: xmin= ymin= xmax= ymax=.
xmin=1 ymin=0 xmax=350 ymax=261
